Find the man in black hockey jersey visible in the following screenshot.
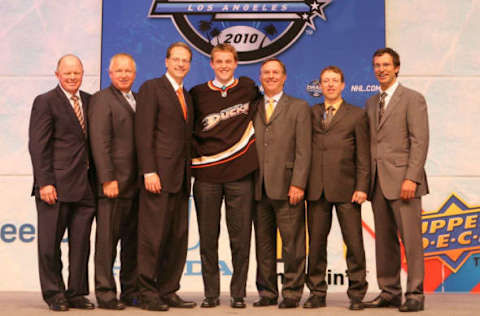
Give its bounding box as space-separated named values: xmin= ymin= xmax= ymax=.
xmin=190 ymin=43 xmax=259 ymax=309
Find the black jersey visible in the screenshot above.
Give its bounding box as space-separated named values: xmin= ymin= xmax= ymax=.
xmin=190 ymin=76 xmax=259 ymax=183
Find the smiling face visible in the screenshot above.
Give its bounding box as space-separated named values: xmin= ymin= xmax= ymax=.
xmin=210 ymin=51 xmax=238 ymax=85
xmin=260 ymin=60 xmax=286 ymax=97
xmin=320 ymin=70 xmax=344 ymax=104
xmin=109 ymin=55 xmax=136 ymax=93
xmin=373 ymin=53 xmax=400 ymax=90
xmin=165 ymin=46 xmax=191 ymax=84
xmin=55 ymin=55 xmax=83 ymax=94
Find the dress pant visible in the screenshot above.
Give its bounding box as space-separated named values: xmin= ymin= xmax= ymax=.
xmin=36 ymin=195 xmax=95 ymax=304
xmin=137 ymin=185 xmax=189 ymax=301
xmin=372 ymin=178 xmax=424 ymax=302
xmin=95 ymin=196 xmax=138 ymax=302
xmin=306 ymin=196 xmax=368 ymax=300
xmin=193 ymin=174 xmax=253 ymax=299
xmin=254 ymin=197 xmax=306 ymax=301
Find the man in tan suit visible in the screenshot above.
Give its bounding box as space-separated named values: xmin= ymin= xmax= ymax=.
xmin=363 ymin=48 xmax=429 ymax=312
xmin=252 ymin=58 xmax=311 ymax=309
xmin=305 ymin=66 xmax=370 ymax=311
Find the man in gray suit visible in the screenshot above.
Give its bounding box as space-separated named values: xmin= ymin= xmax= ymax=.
xmin=363 ymin=48 xmax=429 ymax=312
xmin=88 ymin=53 xmax=139 ymax=310
xmin=252 ymin=58 xmax=311 ymax=309
xmin=305 ymin=66 xmax=370 ymax=311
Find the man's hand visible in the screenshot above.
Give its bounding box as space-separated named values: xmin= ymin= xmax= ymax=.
xmin=103 ymin=180 xmax=119 ymax=198
xmin=400 ymin=179 xmax=417 ymax=200
xmin=288 ymin=185 xmax=304 ymax=205
xmin=351 ymin=191 xmax=367 ymax=204
xmin=40 ymin=185 xmax=57 ymax=205
xmin=144 ymin=173 xmax=162 ymax=194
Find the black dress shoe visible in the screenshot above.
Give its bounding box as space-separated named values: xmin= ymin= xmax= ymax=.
xmin=163 ymin=293 xmax=197 ymax=308
xmin=67 ymin=296 xmax=95 ymax=309
xmin=201 ymin=297 xmax=220 ymax=308
xmin=364 ymin=295 xmax=401 ymax=308
xmin=279 ymin=298 xmax=299 ymax=308
xmin=303 ymin=295 xmax=326 ymax=308
xmin=140 ymin=298 xmax=169 ymax=311
xmin=399 ymin=299 xmax=424 ymax=312
xmin=97 ymin=298 xmax=126 ymax=310
xmin=48 ymin=297 xmax=69 ymax=311
xmin=349 ymin=300 xmax=364 ymax=310
xmin=120 ymin=295 xmax=140 ymax=307
xmin=231 ymin=297 xmax=246 ymax=308
xmin=253 ymin=297 xmax=278 ymax=307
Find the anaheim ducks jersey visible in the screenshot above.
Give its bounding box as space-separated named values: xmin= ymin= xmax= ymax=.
xmin=190 ymin=76 xmax=260 ymax=183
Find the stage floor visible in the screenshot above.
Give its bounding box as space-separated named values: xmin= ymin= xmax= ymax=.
xmin=0 ymin=292 xmax=477 ymax=315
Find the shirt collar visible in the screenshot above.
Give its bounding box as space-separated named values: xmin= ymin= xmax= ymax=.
xmin=264 ymin=91 xmax=283 ymax=104
xmin=381 ymin=79 xmax=399 ymax=96
xmin=324 ymin=98 xmax=343 ymax=111
xmin=165 ymin=72 xmax=183 ymax=92
xmin=59 ymin=84 xmax=80 ymax=101
xmin=212 ymin=77 xmax=235 ymax=89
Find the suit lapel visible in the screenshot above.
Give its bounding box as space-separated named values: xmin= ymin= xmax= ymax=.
xmin=110 ymin=85 xmax=135 ymax=116
xmin=161 ymin=75 xmax=187 ymax=121
xmin=267 ymin=94 xmax=286 ymax=124
xmin=377 ymin=84 xmax=403 ymax=130
xmin=326 ymin=101 xmax=348 ymax=130
xmin=55 ymin=86 xmax=84 ymax=137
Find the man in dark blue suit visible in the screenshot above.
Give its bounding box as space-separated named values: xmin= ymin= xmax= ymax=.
xmin=29 ymin=54 xmax=96 ymax=311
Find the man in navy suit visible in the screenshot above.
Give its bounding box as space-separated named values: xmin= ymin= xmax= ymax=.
xmin=29 ymin=54 xmax=96 ymax=311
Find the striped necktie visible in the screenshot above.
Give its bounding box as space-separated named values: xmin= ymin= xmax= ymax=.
xmin=70 ymin=95 xmax=86 ymax=136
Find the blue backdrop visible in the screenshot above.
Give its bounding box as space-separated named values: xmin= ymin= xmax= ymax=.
xmin=101 ymin=0 xmax=385 ymax=107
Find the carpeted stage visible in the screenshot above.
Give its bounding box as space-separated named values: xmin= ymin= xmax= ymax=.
xmin=0 ymin=292 xmax=476 ymax=315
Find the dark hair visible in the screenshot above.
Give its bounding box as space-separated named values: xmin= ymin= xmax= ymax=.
xmin=320 ymin=65 xmax=344 ymax=82
xmin=373 ymin=47 xmax=400 ymax=76
xmin=260 ymin=58 xmax=287 ymax=75
xmin=210 ymin=43 xmax=238 ymax=62
xmin=166 ymin=42 xmax=192 ymax=61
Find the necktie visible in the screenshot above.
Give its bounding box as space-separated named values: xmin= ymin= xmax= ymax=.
xmin=323 ymin=106 xmax=334 ymax=128
xmin=71 ymin=95 xmax=86 ymax=136
xmin=125 ymin=93 xmax=136 ymax=111
xmin=176 ymin=88 xmax=187 ymax=120
xmin=266 ymin=99 xmax=275 ymax=122
xmin=378 ymin=92 xmax=387 ymax=124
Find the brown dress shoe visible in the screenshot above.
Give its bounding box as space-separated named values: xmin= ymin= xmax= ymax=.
xmin=163 ymin=293 xmax=196 ymax=308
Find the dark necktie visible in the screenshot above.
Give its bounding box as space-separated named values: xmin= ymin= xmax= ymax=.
xmin=378 ymin=92 xmax=387 ymax=124
xmin=323 ymin=106 xmax=334 ymax=128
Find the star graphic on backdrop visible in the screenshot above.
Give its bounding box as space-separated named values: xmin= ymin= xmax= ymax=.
xmin=300 ymin=0 xmax=331 ymax=30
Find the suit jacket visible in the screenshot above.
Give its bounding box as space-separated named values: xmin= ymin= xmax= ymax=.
xmin=307 ymin=101 xmax=370 ymax=202
xmin=254 ymin=93 xmax=311 ymax=201
xmin=88 ymin=85 xmax=138 ymax=198
xmin=366 ymin=83 xmax=429 ymax=200
xmin=29 ymin=85 xmax=92 ymax=202
xmin=135 ymin=75 xmax=194 ymax=194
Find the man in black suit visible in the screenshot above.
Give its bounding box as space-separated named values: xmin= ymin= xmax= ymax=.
xmin=88 ymin=53 xmax=139 ymax=310
xmin=28 ymin=54 xmax=96 ymax=311
xmin=305 ymin=66 xmax=370 ymax=310
xmin=135 ymin=42 xmax=196 ymax=311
